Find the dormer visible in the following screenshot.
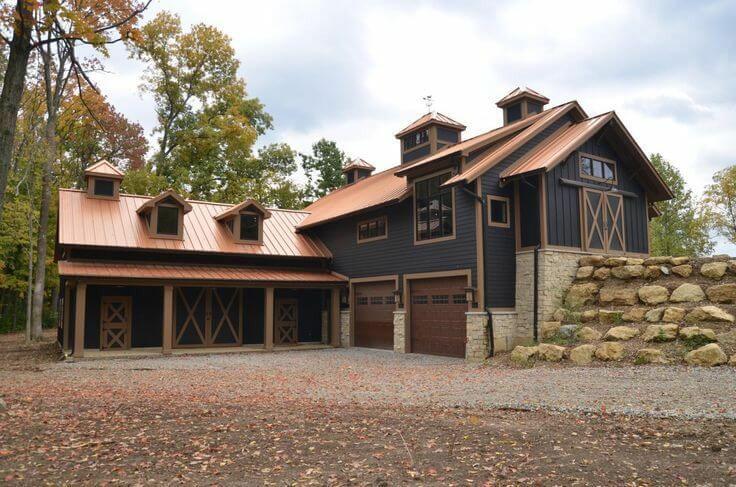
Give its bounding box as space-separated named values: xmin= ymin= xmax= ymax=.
xmin=395 ymin=112 xmax=466 ymax=164
xmin=84 ymin=160 xmax=124 ymax=200
xmin=496 ymin=87 xmax=549 ymax=125
xmin=214 ymin=198 xmax=272 ymax=244
xmin=136 ymin=189 xmax=192 ymax=240
xmin=341 ymin=158 xmax=375 ymax=185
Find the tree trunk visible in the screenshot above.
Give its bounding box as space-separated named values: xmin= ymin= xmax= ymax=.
xmin=0 ymin=0 xmax=34 ymax=224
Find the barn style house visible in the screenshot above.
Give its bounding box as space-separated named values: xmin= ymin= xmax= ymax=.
xmin=56 ymin=87 xmax=671 ymax=361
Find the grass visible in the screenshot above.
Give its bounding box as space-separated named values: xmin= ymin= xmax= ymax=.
xmin=545 ymin=328 xmax=580 ymax=346
xmin=681 ymin=335 xmax=716 ymax=351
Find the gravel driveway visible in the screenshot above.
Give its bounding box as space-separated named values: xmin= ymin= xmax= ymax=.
xmin=54 ymin=347 xmax=736 ymax=419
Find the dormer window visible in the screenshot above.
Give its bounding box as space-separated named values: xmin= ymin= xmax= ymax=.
xmin=93 ymin=178 xmax=115 ymax=197
xmin=156 ymin=204 xmax=180 ymax=236
xmin=239 ymin=213 xmax=260 ymax=242
xmin=84 ymin=160 xmax=124 ymax=200
xmin=136 ymin=190 xmax=192 ymax=240
xmin=214 ymin=198 xmax=271 ymax=244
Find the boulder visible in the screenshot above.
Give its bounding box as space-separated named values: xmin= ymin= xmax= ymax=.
xmin=622 ymin=307 xmax=648 ymax=322
xmin=552 ymin=308 xmax=567 ymax=322
xmin=684 ymin=343 xmax=728 ymax=367
xmin=599 ymin=309 xmax=624 ymax=325
xmin=711 ymin=254 xmax=731 ymax=262
xmin=645 ymin=307 xmax=664 ymax=322
xmin=604 ymin=257 xmax=628 ymax=267
xmin=559 ymin=324 xmax=579 ymax=338
xmin=700 ymin=262 xmax=728 ymax=279
xmin=576 ymin=266 xmax=594 ymax=279
xmin=604 ymin=325 xmax=640 ymax=341
xmin=671 ymin=265 xmax=693 ymax=278
xmin=644 ymin=256 xmax=672 ymax=266
xmin=662 ymin=307 xmax=686 ymax=323
xmin=595 ymin=342 xmax=624 ymax=361
xmin=684 ymin=305 xmax=735 ymax=324
xmin=716 ymin=330 xmax=736 ymax=348
xmin=670 ymin=283 xmax=705 ymax=303
xmin=579 ymin=255 xmax=606 ymax=267
xmin=580 ymin=309 xmax=598 ymax=322
xmin=569 ymin=344 xmax=597 ymax=365
xmin=540 ymin=321 xmax=562 ymax=339
xmin=565 ymin=282 xmax=599 ymax=308
xmin=611 ymin=264 xmax=646 ymax=280
xmin=638 ymin=285 xmax=669 ymax=305
xmin=728 ymin=260 xmax=736 ymax=274
xmin=537 ymin=343 xmax=566 ymax=362
xmin=661 ymin=266 xmax=671 ymax=276
xmin=705 ymin=283 xmax=736 ymax=303
xmin=641 ymin=324 xmax=679 ymax=342
xmin=510 ymin=345 xmax=538 ymax=362
xmin=626 ymin=258 xmax=645 ymax=266
xmin=599 ymin=287 xmax=638 ymax=306
xmin=576 ymin=326 xmax=603 ymax=342
xmin=593 ymin=267 xmax=611 ymax=281
xmin=644 ymin=266 xmax=662 ymax=279
xmin=730 ymin=354 xmax=736 ymax=366
xmin=636 ymin=348 xmax=668 ymax=364
xmin=669 ymin=256 xmax=690 ymax=266
xmin=679 ymin=326 xmax=717 ymax=342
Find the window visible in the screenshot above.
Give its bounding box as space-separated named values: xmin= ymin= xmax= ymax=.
xmin=452 ymin=294 xmax=467 ymax=304
xmin=506 ymin=103 xmax=522 ymax=123
xmin=412 ymin=295 xmax=428 ymax=305
xmin=526 ymin=101 xmax=542 ymax=115
xmin=357 ymin=216 xmax=387 ymax=243
xmin=357 ymin=296 xmax=368 ymax=305
xmin=370 ymin=296 xmax=384 ymax=305
xmin=385 ymin=295 xmax=396 ymax=305
xmin=403 ymin=129 xmax=429 ymax=150
xmin=415 ymin=172 xmax=453 ymax=242
xmin=580 ymin=154 xmax=617 ymax=184
xmin=431 ymin=295 xmax=449 ymax=304
xmin=93 ymin=178 xmax=114 ymax=197
xmin=156 ymin=205 xmax=180 ymax=236
xmin=239 ymin=213 xmax=259 ymax=241
xmin=487 ymin=195 xmax=510 ymax=228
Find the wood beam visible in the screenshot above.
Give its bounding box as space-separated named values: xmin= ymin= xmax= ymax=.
xmin=62 ymin=281 xmax=72 ymax=352
xmin=264 ymin=287 xmax=274 ymax=351
xmin=330 ymin=287 xmax=341 ymax=347
xmin=559 ymin=177 xmax=638 ymax=198
xmin=162 ymin=285 xmax=173 ymax=355
xmin=73 ymin=282 xmax=87 ymax=358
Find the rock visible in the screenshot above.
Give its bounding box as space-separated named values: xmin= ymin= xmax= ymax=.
xmin=580 ymin=309 xmax=598 ymax=322
xmin=537 ymin=343 xmax=566 ymax=362
xmin=671 ymin=264 xmax=692 ymax=278
xmin=636 ymin=348 xmax=668 ymax=364
xmin=705 ymin=283 xmax=736 ymax=303
xmin=0 ymin=397 xmax=6 ymax=410
xmin=644 ymin=256 xmax=672 ymax=266
xmin=669 ymin=256 xmax=690 ymax=266
xmin=595 ymin=342 xmax=624 ymax=361
xmin=638 ymin=285 xmax=669 ymax=305
xmin=579 ymin=255 xmax=606 ymax=267
xmin=565 ymin=282 xmax=599 ymax=308
xmin=599 ymin=287 xmax=638 ymax=306
xmin=626 ymin=258 xmax=645 ymax=266
xmin=700 ymin=262 xmax=728 ymax=279
xmin=558 ymin=324 xmax=579 ymax=338
xmin=622 ymin=307 xmax=648 ymax=322
xmin=645 ymin=307 xmax=664 ymax=322
xmin=604 ymin=257 xmax=628 ymax=267
xmin=604 ymin=325 xmax=640 ymax=341
xmin=684 ymin=343 xmax=727 ymax=367
xmin=576 ymin=266 xmax=594 ymax=279
xmin=670 ymin=283 xmax=705 ymax=303
xmin=593 ymin=267 xmax=611 ymax=281
xmin=641 ymin=324 xmax=679 ymax=342
xmin=576 ymin=326 xmax=603 ymax=342
xmin=730 ymin=354 xmax=736 ymax=366
xmin=552 ymin=308 xmax=567 ymax=322
xmin=598 ymin=309 xmax=624 ymax=325
xmin=728 ymin=260 xmax=736 ymax=274
xmin=569 ymin=344 xmax=597 ymax=365
xmin=716 ymin=330 xmax=736 ymax=348
xmin=611 ymin=264 xmax=646 ymax=280
xmin=660 ymin=265 xmax=671 ymax=276
xmin=644 ymin=266 xmax=661 ymax=279
xmin=679 ymin=326 xmax=717 ymax=342
xmin=711 ymin=254 xmax=731 ymax=262
xmin=510 ymin=345 xmax=538 ymax=362
xmin=541 ymin=321 xmax=562 ymax=339
xmin=662 ymin=307 xmax=686 ymax=323
xmin=684 ymin=305 xmax=735 ymax=323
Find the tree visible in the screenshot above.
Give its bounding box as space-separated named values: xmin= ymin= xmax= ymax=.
xmin=300 ymin=138 xmax=346 ymax=202
xmin=649 ymin=153 xmax=713 ymax=256
xmin=704 ymin=164 xmax=736 ymax=244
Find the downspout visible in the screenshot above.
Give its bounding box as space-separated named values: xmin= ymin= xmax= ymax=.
xmin=533 ymin=244 xmax=540 ymax=343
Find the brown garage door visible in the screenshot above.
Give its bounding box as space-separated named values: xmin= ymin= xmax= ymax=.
xmin=354 ymin=281 xmax=395 ymax=349
xmin=410 ymin=276 xmax=467 ymax=358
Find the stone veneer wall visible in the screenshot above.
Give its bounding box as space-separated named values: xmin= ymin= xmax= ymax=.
xmin=465 ymin=311 xmax=490 ymax=362
xmin=340 ymin=310 xmax=351 ymax=347
xmin=489 ymin=311 xmax=518 ymax=352
xmin=393 ymin=310 xmax=407 ymax=353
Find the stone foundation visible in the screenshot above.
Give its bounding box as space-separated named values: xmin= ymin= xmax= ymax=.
xmin=465 ymin=311 xmax=489 ymax=362
xmin=340 ymin=310 xmax=351 ymax=347
xmin=489 ymin=310 xmax=518 ymax=352
xmin=393 ymin=310 xmax=407 ymax=353
xmin=321 ymin=310 xmax=329 ymax=344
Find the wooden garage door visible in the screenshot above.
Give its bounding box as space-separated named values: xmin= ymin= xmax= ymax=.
xmin=354 ymin=281 xmax=395 ymax=349
xmin=410 ymin=276 xmax=467 ymax=358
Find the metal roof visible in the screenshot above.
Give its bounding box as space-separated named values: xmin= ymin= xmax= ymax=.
xmin=496 ymin=86 xmax=550 ymax=107
xmin=58 ymin=189 xmax=332 ymax=258
xmin=58 ymin=260 xmax=346 ymax=283
xmin=84 ymin=160 xmax=124 ymax=179
xmin=395 ymin=111 xmax=466 ymax=138
xmin=341 ymin=158 xmax=375 ymax=173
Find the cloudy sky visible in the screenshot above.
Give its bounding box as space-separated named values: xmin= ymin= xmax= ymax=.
xmin=92 ymin=0 xmax=736 ymax=250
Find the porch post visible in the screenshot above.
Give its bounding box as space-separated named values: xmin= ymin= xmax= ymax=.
xmin=162 ymin=285 xmax=173 ymax=355
xmin=264 ymin=287 xmax=274 ymax=351
xmin=73 ymin=282 xmax=87 ymax=358
xmin=62 ymin=281 xmax=72 ymax=352
xmin=330 ymin=287 xmax=340 ymax=347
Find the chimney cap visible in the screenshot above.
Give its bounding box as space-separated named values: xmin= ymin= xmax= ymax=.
xmin=496 ymin=86 xmax=549 ymax=108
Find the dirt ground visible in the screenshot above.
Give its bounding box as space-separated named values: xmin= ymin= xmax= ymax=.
xmin=1 ymin=331 xmax=735 ymax=486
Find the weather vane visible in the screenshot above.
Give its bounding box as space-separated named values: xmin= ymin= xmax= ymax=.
xmin=422 ymin=95 xmax=433 ymax=112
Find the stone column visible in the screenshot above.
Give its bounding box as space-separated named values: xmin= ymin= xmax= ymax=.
xmin=340 ymin=310 xmax=351 ymax=347
xmin=162 ymin=285 xmax=173 ymax=355
xmin=73 ymin=282 xmax=87 ymax=358
xmin=465 ymin=311 xmax=489 ymax=362
xmin=393 ymin=310 xmax=407 ymax=353
xmin=330 ymin=287 xmax=341 ymax=347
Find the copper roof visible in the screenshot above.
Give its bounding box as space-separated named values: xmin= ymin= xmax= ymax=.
xmin=58 ymin=260 xmax=346 ymax=283
xmin=214 ymin=198 xmax=272 ymax=221
xmin=58 ymin=189 xmax=331 ymax=258
xmin=341 ymin=158 xmax=375 ymax=173
xmin=136 ymin=189 xmax=193 ymax=214
xmin=84 ymin=160 xmax=124 ymax=180
xmin=395 ymin=111 xmax=466 ymax=138
xmin=496 ymin=86 xmax=550 ymax=107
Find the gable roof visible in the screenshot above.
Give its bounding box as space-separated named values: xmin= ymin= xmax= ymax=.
xmin=496 ymin=86 xmax=550 ymax=107
xmin=214 ymin=198 xmax=272 ymax=221
xmin=395 ymin=111 xmax=466 ymax=138
xmin=84 ymin=160 xmax=124 ymax=180
xmin=58 ymin=189 xmax=331 ymax=258
xmin=136 ymin=189 xmax=193 ymax=214
xmin=341 ymin=158 xmax=375 ymax=173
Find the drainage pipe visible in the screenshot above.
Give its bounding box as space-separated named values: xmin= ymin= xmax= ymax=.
xmin=533 ymin=244 xmax=540 ymax=343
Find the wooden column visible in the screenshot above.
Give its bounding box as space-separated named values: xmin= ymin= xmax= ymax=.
xmin=330 ymin=287 xmax=341 ymax=347
xmin=162 ymin=285 xmax=173 ymax=355
xmin=62 ymin=282 xmax=72 ymax=352
xmin=73 ymin=282 xmax=87 ymax=358
xmin=264 ymin=287 xmax=274 ymax=351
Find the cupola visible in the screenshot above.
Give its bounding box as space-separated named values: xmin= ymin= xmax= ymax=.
xmin=136 ymin=189 xmax=192 ymax=240
xmin=496 ymin=87 xmax=549 ymax=125
xmin=395 ymin=112 xmax=465 ymax=164
xmin=341 ymin=158 xmax=375 ymax=185
xmin=84 ymin=160 xmax=124 ymax=200
xmin=214 ymin=198 xmax=271 ymax=244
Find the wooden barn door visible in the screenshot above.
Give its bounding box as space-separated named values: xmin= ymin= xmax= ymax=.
xmin=604 ymin=193 xmax=625 ymax=253
xmin=210 ymin=288 xmax=242 ymax=346
xmin=582 ymin=188 xmax=625 ymax=253
xmin=100 ymin=296 xmax=132 ymax=350
xmin=174 ymin=287 xmax=243 ymax=348
xmin=275 ymin=298 xmax=298 ymax=345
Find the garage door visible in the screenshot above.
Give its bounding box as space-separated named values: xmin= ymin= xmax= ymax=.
xmin=354 ymin=281 xmax=395 ymax=349
xmin=410 ymin=276 xmax=467 ymax=358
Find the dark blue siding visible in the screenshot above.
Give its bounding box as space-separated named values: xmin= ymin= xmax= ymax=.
xmin=518 ymin=175 xmax=540 ymax=248
xmin=403 ymin=145 xmax=430 ymax=163
xmin=437 ymin=126 xmax=460 ymax=142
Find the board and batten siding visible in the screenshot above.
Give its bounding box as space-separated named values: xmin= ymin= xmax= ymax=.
xmin=545 ymin=133 xmax=649 ymax=253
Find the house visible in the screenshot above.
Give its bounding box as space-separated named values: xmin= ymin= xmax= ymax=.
xmin=56 ymin=87 xmax=672 ymax=361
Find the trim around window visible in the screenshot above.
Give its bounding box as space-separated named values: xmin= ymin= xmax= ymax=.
xmin=579 ymin=152 xmax=618 ymax=185
xmin=356 ymin=215 xmax=388 ymax=244
xmin=412 ymin=170 xmax=456 ymax=245
xmin=487 ymin=195 xmax=511 ymax=228
xmin=147 ymin=203 xmax=184 ymax=240
xmin=231 ymin=210 xmax=263 ymax=244
xmin=86 ymin=176 xmax=120 ymax=200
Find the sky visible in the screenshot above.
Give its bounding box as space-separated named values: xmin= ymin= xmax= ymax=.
xmin=90 ymin=0 xmax=736 ymax=251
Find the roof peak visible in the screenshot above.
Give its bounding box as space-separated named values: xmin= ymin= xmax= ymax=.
xmin=395 ymin=111 xmax=466 ymax=138
xmin=341 ymin=157 xmax=376 ymax=173
xmin=496 ymin=86 xmax=550 ymax=107
xmin=84 ymin=159 xmax=124 ymax=179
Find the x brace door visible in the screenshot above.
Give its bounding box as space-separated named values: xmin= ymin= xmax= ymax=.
xmin=582 ymin=188 xmax=626 ymax=253
xmin=100 ymin=296 xmax=132 ymax=350
xmin=174 ymin=287 xmax=243 ymax=348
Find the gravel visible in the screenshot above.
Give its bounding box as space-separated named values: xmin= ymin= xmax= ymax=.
xmin=42 ymin=348 xmax=736 ymax=420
